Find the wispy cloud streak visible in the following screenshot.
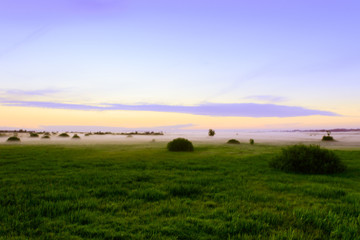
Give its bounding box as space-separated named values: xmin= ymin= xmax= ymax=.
xmin=0 ymin=100 xmax=339 ymax=117
xmin=4 ymin=89 xmax=60 ymax=96
xmin=245 ymin=95 xmax=287 ymax=103
xmin=0 ymin=26 xmax=50 ymax=58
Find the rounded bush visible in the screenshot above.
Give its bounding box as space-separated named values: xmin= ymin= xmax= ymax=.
xmin=167 ymin=138 xmax=194 ymax=152
xmin=227 ymin=139 xmax=240 ymax=144
xmin=59 ymin=133 xmax=70 ymax=137
xmin=41 ymin=135 xmax=50 ymax=139
xmin=30 ymin=133 xmax=39 ymax=138
xmin=7 ymin=136 xmax=20 ymax=142
xmin=270 ymin=144 xmax=346 ymax=174
xmin=72 ymin=134 xmax=80 ymax=139
xmin=322 ymin=136 xmax=334 ymax=141
xmin=249 ymin=139 xmax=255 ymax=145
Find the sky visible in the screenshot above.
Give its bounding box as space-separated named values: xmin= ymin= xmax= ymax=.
xmin=1 ymin=0 xmax=360 ymax=131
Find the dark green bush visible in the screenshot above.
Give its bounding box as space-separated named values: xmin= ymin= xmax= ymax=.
xmin=59 ymin=133 xmax=70 ymax=137
xmin=322 ymin=136 xmax=334 ymax=141
xmin=249 ymin=139 xmax=255 ymax=145
xmin=227 ymin=139 xmax=240 ymax=144
xmin=270 ymin=144 xmax=346 ymax=174
xmin=30 ymin=133 xmax=39 ymax=138
xmin=41 ymin=135 xmax=50 ymax=139
xmin=167 ymin=138 xmax=194 ymax=152
xmin=72 ymin=134 xmax=80 ymax=139
xmin=322 ymin=131 xmax=335 ymax=141
xmin=7 ymin=136 xmax=20 ymax=142
xmin=208 ymin=129 xmax=215 ymax=136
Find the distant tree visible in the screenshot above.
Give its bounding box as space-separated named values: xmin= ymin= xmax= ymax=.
xmin=322 ymin=130 xmax=334 ymax=141
xmin=208 ymin=129 xmax=215 ymax=137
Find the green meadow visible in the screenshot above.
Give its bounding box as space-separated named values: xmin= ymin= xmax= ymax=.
xmin=0 ymin=143 xmax=359 ymax=239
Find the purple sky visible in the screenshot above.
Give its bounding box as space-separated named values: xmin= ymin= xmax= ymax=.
xmin=0 ymin=0 xmax=359 ymax=129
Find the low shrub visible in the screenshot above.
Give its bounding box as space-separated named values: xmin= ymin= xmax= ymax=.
xmin=85 ymin=133 xmax=91 ymax=136
xmin=269 ymin=144 xmax=346 ymax=174
xmin=227 ymin=139 xmax=240 ymax=144
xmin=322 ymin=136 xmax=334 ymax=141
xmin=249 ymin=139 xmax=255 ymax=145
xmin=41 ymin=135 xmax=50 ymax=139
xmin=30 ymin=133 xmax=39 ymax=138
xmin=7 ymin=136 xmax=20 ymax=142
xmin=72 ymin=134 xmax=80 ymax=139
xmin=59 ymin=133 xmax=70 ymax=137
xmin=127 ymin=135 xmax=133 ymax=138
xmin=322 ymin=131 xmax=335 ymax=141
xmin=167 ymin=138 xmax=194 ymax=152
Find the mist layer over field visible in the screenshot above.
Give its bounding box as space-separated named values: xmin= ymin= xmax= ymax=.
xmin=1 ymin=131 xmax=360 ymax=149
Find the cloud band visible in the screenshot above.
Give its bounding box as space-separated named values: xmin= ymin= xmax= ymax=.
xmin=0 ymin=100 xmax=339 ymax=118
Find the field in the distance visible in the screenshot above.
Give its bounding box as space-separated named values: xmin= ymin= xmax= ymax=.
xmin=0 ymin=142 xmax=359 ymax=239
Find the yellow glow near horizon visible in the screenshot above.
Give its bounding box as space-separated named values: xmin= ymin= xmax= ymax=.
xmin=1 ymin=106 xmax=359 ymax=130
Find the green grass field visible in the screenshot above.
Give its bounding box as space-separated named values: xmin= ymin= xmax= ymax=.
xmin=0 ymin=143 xmax=359 ymax=239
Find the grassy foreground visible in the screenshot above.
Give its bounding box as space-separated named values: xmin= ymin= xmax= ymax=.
xmin=0 ymin=143 xmax=359 ymax=239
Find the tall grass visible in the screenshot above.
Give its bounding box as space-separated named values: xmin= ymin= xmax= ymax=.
xmin=0 ymin=143 xmax=359 ymax=239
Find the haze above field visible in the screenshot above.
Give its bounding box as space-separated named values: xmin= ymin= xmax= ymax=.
xmin=1 ymin=0 xmax=360 ymax=130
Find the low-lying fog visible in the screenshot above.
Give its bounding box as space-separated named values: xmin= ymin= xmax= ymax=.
xmin=1 ymin=131 xmax=360 ymax=149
